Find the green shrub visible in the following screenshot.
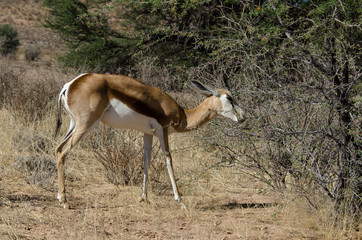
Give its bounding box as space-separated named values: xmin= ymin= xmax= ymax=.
xmin=0 ymin=24 xmax=19 ymax=56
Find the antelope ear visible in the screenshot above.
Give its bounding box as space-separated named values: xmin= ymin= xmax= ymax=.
xmin=190 ymin=81 xmax=218 ymax=96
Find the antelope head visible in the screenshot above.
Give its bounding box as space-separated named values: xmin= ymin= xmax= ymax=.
xmin=190 ymin=80 xmax=245 ymax=123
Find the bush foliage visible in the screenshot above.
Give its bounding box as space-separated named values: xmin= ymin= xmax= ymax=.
xmin=0 ymin=24 xmax=19 ymax=56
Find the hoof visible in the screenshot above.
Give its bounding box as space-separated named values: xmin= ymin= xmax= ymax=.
xmin=139 ymin=197 xmax=151 ymax=205
xmin=180 ymin=201 xmax=187 ymax=210
xmin=57 ymin=193 xmax=69 ymax=209
xmin=61 ymin=202 xmax=70 ymax=209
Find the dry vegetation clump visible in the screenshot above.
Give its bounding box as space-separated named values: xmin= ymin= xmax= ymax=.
xmin=0 ymin=59 xmax=63 ymax=119
xmin=11 ymin=126 xmax=56 ymax=190
xmin=278 ymin=193 xmax=362 ymax=240
xmin=12 ymin=154 xmax=56 ymax=190
xmin=88 ymin=126 xmax=144 ymax=186
xmin=133 ymin=57 xmax=185 ymax=91
xmin=12 ymin=128 xmax=51 ymax=154
xmin=25 ymin=44 xmax=41 ymax=61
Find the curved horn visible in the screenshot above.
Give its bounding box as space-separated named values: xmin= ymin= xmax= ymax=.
xmin=222 ymin=71 xmax=231 ymax=91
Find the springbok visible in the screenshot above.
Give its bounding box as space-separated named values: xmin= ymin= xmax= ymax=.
xmin=55 ymin=73 xmax=244 ymax=209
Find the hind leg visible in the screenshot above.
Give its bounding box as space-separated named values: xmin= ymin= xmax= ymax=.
xmin=56 ymin=121 xmax=99 ymax=209
xmin=56 ymin=137 xmax=72 ymax=209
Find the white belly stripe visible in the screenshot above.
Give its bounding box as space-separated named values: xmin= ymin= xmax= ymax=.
xmin=101 ymin=99 xmax=160 ymax=135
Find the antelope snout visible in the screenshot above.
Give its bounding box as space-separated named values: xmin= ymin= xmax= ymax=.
xmin=235 ymin=106 xmax=245 ymax=123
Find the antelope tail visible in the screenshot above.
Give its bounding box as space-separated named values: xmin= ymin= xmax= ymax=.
xmin=55 ymin=88 xmax=66 ymax=137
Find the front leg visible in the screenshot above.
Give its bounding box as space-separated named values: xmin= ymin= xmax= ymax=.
xmin=156 ymin=127 xmax=186 ymax=209
xmin=141 ymin=134 xmax=153 ymax=203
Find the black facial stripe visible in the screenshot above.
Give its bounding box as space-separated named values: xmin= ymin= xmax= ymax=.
xmin=226 ymin=95 xmax=235 ymax=107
